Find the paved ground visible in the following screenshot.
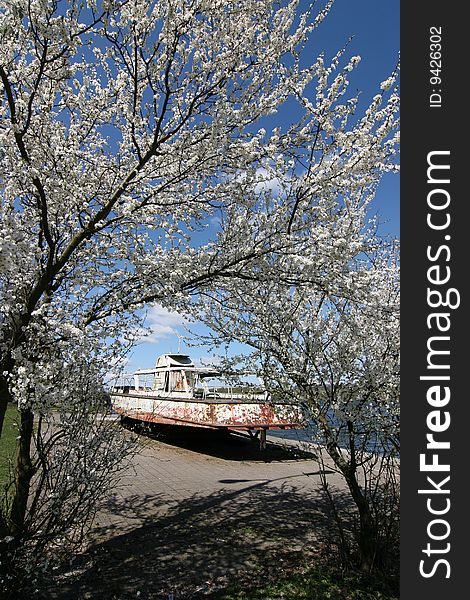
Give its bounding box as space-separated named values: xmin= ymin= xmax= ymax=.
xmin=47 ymin=425 xmax=353 ymax=600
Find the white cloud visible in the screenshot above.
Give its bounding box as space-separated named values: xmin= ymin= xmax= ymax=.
xmin=253 ymin=167 xmax=283 ymax=196
xmin=140 ymin=304 xmax=187 ymax=343
xmin=227 ymin=167 xmax=284 ymax=197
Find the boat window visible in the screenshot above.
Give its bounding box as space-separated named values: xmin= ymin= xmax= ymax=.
xmin=185 ymin=371 xmax=196 ymax=390
xmin=167 ymin=355 xmax=192 ymax=365
xmin=164 ymin=371 xmax=170 ymax=393
xmin=170 ymin=371 xmax=185 ymax=391
xmin=153 ymin=372 xmax=164 ymax=391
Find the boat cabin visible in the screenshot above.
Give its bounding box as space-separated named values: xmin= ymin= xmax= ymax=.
xmin=130 ymin=354 xmax=219 ymax=398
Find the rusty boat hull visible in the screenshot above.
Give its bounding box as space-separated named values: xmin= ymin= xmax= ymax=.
xmin=110 ymin=354 xmax=304 ymax=442
xmin=110 ymin=390 xmax=303 ymax=431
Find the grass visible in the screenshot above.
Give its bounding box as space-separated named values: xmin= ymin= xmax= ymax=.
xmin=208 ymin=564 xmax=399 ymax=600
xmin=0 ymin=404 xmax=19 ymax=490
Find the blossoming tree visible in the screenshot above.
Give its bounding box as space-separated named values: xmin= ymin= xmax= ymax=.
xmin=195 ymin=218 xmax=400 ymax=570
xmin=0 ymin=0 xmax=398 ymax=585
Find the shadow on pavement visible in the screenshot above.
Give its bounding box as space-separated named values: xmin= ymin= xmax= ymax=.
xmin=121 ymin=419 xmax=317 ymax=463
xmin=44 ymin=480 xmax=355 ymax=600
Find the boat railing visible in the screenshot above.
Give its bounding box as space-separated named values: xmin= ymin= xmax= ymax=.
xmin=196 ymin=383 xmax=267 ymax=402
xmin=110 ymin=373 xmax=269 ymax=403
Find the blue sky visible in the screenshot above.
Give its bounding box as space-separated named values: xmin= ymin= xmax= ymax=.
xmin=299 ymin=0 xmax=400 ymax=235
xmin=124 ymin=0 xmax=400 ymax=374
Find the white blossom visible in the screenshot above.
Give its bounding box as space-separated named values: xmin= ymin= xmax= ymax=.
xmin=0 ymin=0 xmax=399 ymax=585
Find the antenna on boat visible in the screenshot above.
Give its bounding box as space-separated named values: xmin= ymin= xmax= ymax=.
xmin=176 ymin=333 xmax=184 ymax=353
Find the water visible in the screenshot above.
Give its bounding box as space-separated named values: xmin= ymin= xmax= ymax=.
xmin=269 ymin=420 xmax=398 ymax=456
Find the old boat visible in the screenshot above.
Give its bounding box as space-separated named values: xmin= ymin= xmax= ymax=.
xmin=110 ymin=354 xmax=304 ymax=447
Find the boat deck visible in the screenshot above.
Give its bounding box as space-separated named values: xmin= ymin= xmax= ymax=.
xmin=110 ymin=390 xmax=291 ymax=405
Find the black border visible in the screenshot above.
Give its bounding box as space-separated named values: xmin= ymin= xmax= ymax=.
xmin=401 ymin=3 xmax=466 ymax=597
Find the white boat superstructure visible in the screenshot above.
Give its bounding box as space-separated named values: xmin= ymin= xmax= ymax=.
xmin=110 ymin=354 xmax=304 ymax=445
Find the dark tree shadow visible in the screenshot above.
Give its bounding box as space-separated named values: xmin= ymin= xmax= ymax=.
xmin=121 ymin=419 xmax=317 ymax=462
xmin=43 ymin=481 xmax=355 ymax=600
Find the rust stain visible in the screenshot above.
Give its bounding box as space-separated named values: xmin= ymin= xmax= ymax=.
xmin=111 ymin=393 xmax=304 ymax=432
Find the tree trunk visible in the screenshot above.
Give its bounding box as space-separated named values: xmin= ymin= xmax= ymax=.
xmin=316 ymin=412 xmax=378 ymax=572
xmin=9 ymin=408 xmax=35 ymax=538
xmin=344 ymin=471 xmax=377 ymax=572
